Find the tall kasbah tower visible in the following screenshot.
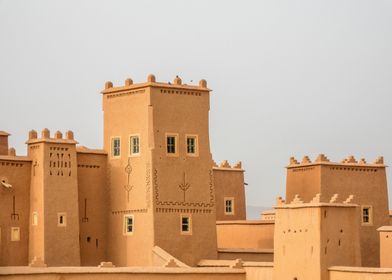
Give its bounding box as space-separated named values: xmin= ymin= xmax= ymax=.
xmin=27 ymin=129 xmax=81 ymax=266
xmin=102 ymin=75 xmax=218 ymax=266
xmin=273 ymin=194 xmax=361 ymax=280
xmin=285 ymin=154 xmax=390 ymax=267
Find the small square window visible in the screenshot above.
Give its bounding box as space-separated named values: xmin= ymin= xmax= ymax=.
xmin=58 ymin=213 xmax=67 ymax=227
xmin=181 ymin=215 xmax=192 ymax=234
xmin=361 ymin=206 xmax=373 ymax=225
xmin=224 ymin=198 xmax=235 ymax=215
xmin=11 ymin=227 xmax=20 ymax=241
xmin=124 ymin=215 xmax=134 ymax=235
xmin=130 ymin=135 xmax=140 ymax=155
xmin=166 ymin=134 xmax=178 ymax=155
xmin=186 ymin=135 xmax=198 ymax=156
xmin=111 ymin=137 xmax=121 ymax=157
xmin=32 ymin=212 xmax=38 ymax=226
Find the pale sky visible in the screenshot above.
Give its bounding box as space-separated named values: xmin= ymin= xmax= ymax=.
xmin=1 ymin=0 xmax=392 ymax=208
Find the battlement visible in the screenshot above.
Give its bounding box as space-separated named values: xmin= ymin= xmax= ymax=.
xmin=287 ymin=154 xmax=386 ymax=168
xmin=275 ymin=193 xmax=357 ymax=209
xmin=101 ymin=74 xmax=211 ymax=95
xmin=212 ymin=160 xmax=243 ymax=171
xmin=26 ymin=128 xmax=78 ymax=145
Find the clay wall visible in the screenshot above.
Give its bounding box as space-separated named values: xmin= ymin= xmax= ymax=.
xmin=218 ymin=250 xmax=273 ymax=262
xmin=286 ymin=154 xmax=389 ymax=267
xmin=0 ymin=133 xmax=9 ymax=155
xmin=329 ymin=266 xmax=392 ymax=280
xmin=216 ymin=220 xmax=274 ymax=250
xmin=0 ymin=156 xmax=31 ymax=266
xmin=213 ymin=162 xmax=246 ymax=221
xmin=149 ymin=81 xmax=217 ymax=266
xmin=76 ymin=149 xmax=108 ymax=266
xmin=102 ymin=80 xmax=154 ymax=266
xmin=274 ymin=196 xmax=361 ymax=280
xmin=378 ymin=226 xmax=392 ymax=268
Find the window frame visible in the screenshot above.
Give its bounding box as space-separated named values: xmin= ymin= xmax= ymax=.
xmin=11 ymin=227 xmax=20 ymax=241
xmin=129 ymin=134 xmax=141 ymax=157
xmin=224 ymin=197 xmax=235 ymax=215
xmin=185 ymin=134 xmax=199 ymax=157
xmin=111 ymin=136 xmax=121 ymax=158
xmin=123 ymin=214 xmax=134 ymax=235
xmin=165 ymin=133 xmax=179 ymax=157
xmin=32 ymin=211 xmax=38 ymax=226
xmin=57 ymin=212 xmax=67 ymax=227
xmin=180 ymin=214 xmax=192 ymax=235
xmin=361 ymin=205 xmax=373 ymax=226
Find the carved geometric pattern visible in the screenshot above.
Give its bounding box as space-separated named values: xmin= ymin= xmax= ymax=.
xmin=49 ymin=150 xmax=71 ymax=176
xmin=0 ymin=161 xmax=24 ymax=168
xmin=124 ymin=157 xmax=133 ymax=203
xmin=154 ymin=169 xmax=215 ymax=208
xmin=160 ymin=89 xmax=202 ymax=96
xmin=178 ymin=172 xmax=191 ymax=202
xmin=107 ymin=89 xmax=145 ymax=99
xmin=145 ymin=163 xmax=151 ymax=209
xmin=77 ymin=164 xmax=100 ymax=169
xmin=156 ymin=207 xmax=212 ymax=214
xmin=111 ymin=209 xmax=148 ymax=215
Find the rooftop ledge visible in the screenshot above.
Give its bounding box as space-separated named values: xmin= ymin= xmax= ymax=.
xmin=0 ymin=155 xmax=32 ymax=162
xmin=329 ymin=266 xmax=392 ymax=273
xmin=216 ymin=220 xmax=274 ymax=225
xmin=218 ymin=248 xmax=274 ymax=254
xmin=0 ymin=266 xmax=244 ymax=275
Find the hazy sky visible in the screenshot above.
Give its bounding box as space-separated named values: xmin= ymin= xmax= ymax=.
xmin=1 ymin=0 xmax=392 ymax=207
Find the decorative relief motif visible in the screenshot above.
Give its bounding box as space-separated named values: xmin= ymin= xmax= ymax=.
xmin=156 ymin=207 xmax=212 ymax=214
xmin=0 ymin=161 xmax=24 ymax=168
xmin=111 ymin=208 xmax=148 ymax=215
xmin=107 ymin=89 xmax=145 ymax=99
xmin=124 ymin=157 xmax=133 ymax=203
xmin=178 ymin=172 xmax=191 ymax=202
xmin=154 ymin=169 xmax=215 ymax=208
xmin=329 ymin=167 xmax=378 ymax=172
xmin=160 ymin=89 xmax=202 ymax=96
xmin=78 ymin=164 xmax=100 ymax=169
xmin=292 ymin=167 xmax=315 ymax=172
xmin=49 ymin=149 xmax=71 ymax=176
xmin=145 ymin=163 xmax=151 ymax=209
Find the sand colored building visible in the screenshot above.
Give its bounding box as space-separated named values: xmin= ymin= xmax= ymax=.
xmin=1 ymin=75 xmax=392 ymax=280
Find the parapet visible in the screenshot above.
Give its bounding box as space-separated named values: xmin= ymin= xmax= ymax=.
xmin=213 ymin=160 xmax=244 ymax=172
xmin=287 ymin=154 xmax=386 ymax=168
xmin=26 ymin=128 xmax=78 ymax=145
xmin=275 ymin=193 xmax=357 ymax=209
xmin=101 ymin=74 xmax=211 ymax=94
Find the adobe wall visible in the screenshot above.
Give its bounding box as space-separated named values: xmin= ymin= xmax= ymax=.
xmin=329 ymin=266 xmax=392 ymax=280
xmin=218 ymin=250 xmax=273 ymax=262
xmin=216 ymin=220 xmax=274 ymax=250
xmin=0 ymin=156 xmax=31 ymax=266
xmin=213 ymin=162 xmax=246 ymax=221
xmin=149 ymin=82 xmax=217 ymax=266
xmin=378 ymin=226 xmax=392 ymax=268
xmin=286 ymin=155 xmax=390 ymax=267
xmin=76 ymin=149 xmax=108 ymax=266
xmin=0 ymin=133 xmax=9 ymax=155
xmin=102 ymin=81 xmax=154 ymax=266
xmin=0 ymin=266 xmax=246 ymax=280
xmin=274 ymin=195 xmax=361 ymax=280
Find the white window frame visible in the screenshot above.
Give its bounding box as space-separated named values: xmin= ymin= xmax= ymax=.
xmin=224 ymin=197 xmax=235 ymax=215
xmin=180 ymin=214 xmax=192 ymax=235
xmin=111 ymin=136 xmax=121 ymax=158
xmin=123 ymin=214 xmax=134 ymax=235
xmin=57 ymin=212 xmax=67 ymax=227
xmin=11 ymin=227 xmax=20 ymax=241
xmin=32 ymin=212 xmax=38 ymax=226
xmin=165 ymin=133 xmax=179 ymax=157
xmin=129 ymin=134 xmax=141 ymax=157
xmin=361 ymin=205 xmax=373 ymax=226
xmin=185 ymin=134 xmax=199 ymax=157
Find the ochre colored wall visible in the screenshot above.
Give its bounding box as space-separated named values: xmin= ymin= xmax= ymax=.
xmin=329 ymin=267 xmax=392 ymax=280
xmin=218 ymin=251 xmax=273 ymax=262
xmin=149 ymin=85 xmax=217 ymax=266
xmin=0 ymin=156 xmax=31 ymax=266
xmin=274 ymin=203 xmax=361 ymax=280
xmin=0 ymin=135 xmax=9 ymax=155
xmin=379 ymin=228 xmax=392 ymax=268
xmin=286 ymin=161 xmax=390 ymax=267
xmin=77 ymin=151 xmax=108 ymax=266
xmin=214 ymin=168 xmax=246 ymax=221
xmin=216 ymin=221 xmax=274 ymax=249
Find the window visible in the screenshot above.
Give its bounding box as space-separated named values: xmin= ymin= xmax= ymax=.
xmin=124 ymin=215 xmax=134 ymax=235
xmin=361 ymin=206 xmax=373 ymax=225
xmin=11 ymin=227 xmax=20 ymax=241
xmin=186 ymin=135 xmax=198 ymax=156
xmin=166 ymin=134 xmax=178 ymax=156
xmin=58 ymin=213 xmax=67 ymax=227
xmin=32 ymin=212 xmax=38 ymax=226
xmin=130 ymin=135 xmax=140 ymax=156
xmin=180 ymin=215 xmax=192 ymax=234
xmin=111 ymin=137 xmax=121 ymax=157
xmin=224 ymin=198 xmax=235 ymax=215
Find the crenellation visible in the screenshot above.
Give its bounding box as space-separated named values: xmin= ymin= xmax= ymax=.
xmin=8 ymin=147 xmax=16 ymax=156
xmin=104 ymin=81 xmax=113 ymax=89
xmin=28 ymin=130 xmax=37 ymax=140
xmin=41 ymin=128 xmax=50 ymax=139
xmin=287 ymin=154 xmax=386 ymax=168
xmin=301 ymin=156 xmax=311 ymax=164
xmin=315 ymin=154 xmax=330 ymax=163
xmin=342 ymin=155 xmax=357 ymax=164
xmin=374 ymin=156 xmax=384 ymax=164
xmin=174 ymin=75 xmax=182 ymax=85
xmin=289 ymin=157 xmax=299 ymax=165
xmin=65 ymin=130 xmax=74 ymax=140
xmin=124 ymin=78 xmax=133 ymax=86
xmin=147 ymin=73 xmax=156 ymax=82
xmin=54 ymin=131 xmax=63 ymax=139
